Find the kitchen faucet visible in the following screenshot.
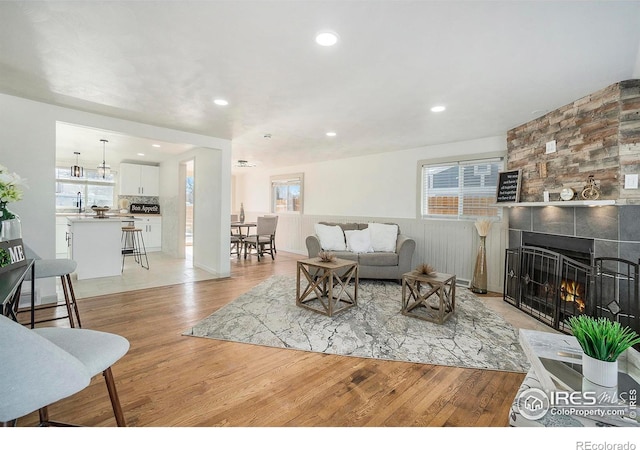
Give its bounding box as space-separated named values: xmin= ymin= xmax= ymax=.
xmin=76 ymin=191 xmax=82 ymax=213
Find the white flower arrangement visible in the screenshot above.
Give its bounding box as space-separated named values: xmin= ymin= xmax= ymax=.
xmin=0 ymin=164 xmax=27 ymax=204
xmin=474 ymin=218 xmax=493 ymax=237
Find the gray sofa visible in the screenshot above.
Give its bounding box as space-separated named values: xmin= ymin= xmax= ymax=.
xmin=305 ymin=222 xmax=416 ymax=282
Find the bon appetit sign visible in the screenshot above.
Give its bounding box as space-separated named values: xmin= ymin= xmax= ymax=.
xmin=130 ymin=203 xmax=160 ymax=214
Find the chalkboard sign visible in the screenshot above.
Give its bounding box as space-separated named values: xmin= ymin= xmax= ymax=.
xmin=130 ymin=203 xmax=160 ymax=214
xmin=496 ymin=170 xmax=522 ymax=203
xmin=0 ymin=238 xmax=28 ymax=274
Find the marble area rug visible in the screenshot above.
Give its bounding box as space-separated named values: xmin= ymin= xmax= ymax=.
xmin=183 ymin=275 xmax=530 ymax=373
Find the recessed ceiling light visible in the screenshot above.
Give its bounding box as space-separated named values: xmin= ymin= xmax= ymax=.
xmin=430 ymin=105 xmax=446 ymax=113
xmin=326 ymin=131 xmax=337 ymax=137
xmin=315 ymin=31 xmax=339 ymax=47
xmin=214 ymin=99 xmax=229 ymax=106
xmin=137 ymin=153 xmax=145 ymax=156
xmin=151 ymin=144 xmax=161 ymax=148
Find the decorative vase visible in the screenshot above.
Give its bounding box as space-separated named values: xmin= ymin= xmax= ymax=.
xmin=471 ymin=235 xmax=487 ymax=294
xmin=239 ymin=203 xmax=245 ymax=223
xmin=582 ymin=353 xmax=618 ymax=388
xmin=0 ymin=202 xmax=21 ymax=242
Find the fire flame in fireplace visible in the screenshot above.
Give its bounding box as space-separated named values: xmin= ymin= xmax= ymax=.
xmin=560 ymin=279 xmax=586 ymax=312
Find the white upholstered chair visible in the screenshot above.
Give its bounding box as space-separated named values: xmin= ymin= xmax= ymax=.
xmin=34 ymin=326 xmax=129 ymax=426
xmin=0 ymin=314 xmax=89 ymax=426
xmin=24 ymin=245 xmax=82 ymax=328
xmin=0 ymin=314 xmax=130 ymax=426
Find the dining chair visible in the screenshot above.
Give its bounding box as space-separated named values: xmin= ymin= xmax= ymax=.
xmin=33 ymin=326 xmax=130 ymax=426
xmin=23 ymin=244 xmax=82 ymax=328
xmin=264 ymin=214 xmax=279 ymax=254
xmin=230 ymin=214 xmax=248 ymax=241
xmin=230 ymin=233 xmax=242 ymax=258
xmin=1 ymin=309 xmax=130 ymax=426
xmin=243 ymin=216 xmax=277 ymax=261
xmin=0 ymin=314 xmax=90 ymax=426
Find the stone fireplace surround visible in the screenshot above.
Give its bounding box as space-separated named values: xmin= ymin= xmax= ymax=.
xmin=503 ymin=79 xmax=640 ymax=335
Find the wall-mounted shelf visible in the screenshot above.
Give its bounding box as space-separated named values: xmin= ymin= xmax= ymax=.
xmin=496 ymin=200 xmax=616 ymax=208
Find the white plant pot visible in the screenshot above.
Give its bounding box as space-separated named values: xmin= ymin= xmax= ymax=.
xmin=582 ymin=377 xmax=617 ymax=400
xmin=582 ymin=353 xmax=618 ymax=388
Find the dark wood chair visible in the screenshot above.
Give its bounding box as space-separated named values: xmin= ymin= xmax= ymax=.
xmin=230 ymin=233 xmax=242 ymax=258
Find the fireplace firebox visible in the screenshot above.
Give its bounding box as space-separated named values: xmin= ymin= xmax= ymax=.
xmin=504 ymin=232 xmax=640 ymax=337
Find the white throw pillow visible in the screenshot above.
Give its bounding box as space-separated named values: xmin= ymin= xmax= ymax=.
xmin=368 ymin=223 xmax=398 ymax=252
xmin=345 ymin=229 xmax=374 ymax=253
xmin=314 ymin=224 xmax=346 ymax=251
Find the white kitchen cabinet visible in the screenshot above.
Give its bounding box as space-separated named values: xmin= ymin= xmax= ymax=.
xmin=55 ymin=216 xmax=70 ymax=258
xmin=136 ymin=216 xmax=162 ymax=251
xmin=119 ymin=163 xmax=160 ymax=196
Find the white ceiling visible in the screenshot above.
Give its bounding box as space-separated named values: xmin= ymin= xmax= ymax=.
xmin=1 ymin=1 xmax=639 ymax=171
xmin=56 ymin=122 xmax=196 ymax=167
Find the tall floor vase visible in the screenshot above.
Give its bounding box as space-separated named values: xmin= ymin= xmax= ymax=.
xmin=471 ymin=235 xmax=487 ymax=294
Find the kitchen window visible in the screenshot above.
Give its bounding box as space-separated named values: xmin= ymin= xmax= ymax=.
xmin=420 ymin=157 xmax=504 ymax=219
xmin=55 ymin=167 xmax=116 ymax=212
xmin=271 ymin=173 xmax=303 ymax=214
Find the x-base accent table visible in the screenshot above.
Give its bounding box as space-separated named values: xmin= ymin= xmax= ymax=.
xmin=401 ymin=271 xmax=456 ymax=324
xmin=296 ymin=257 xmax=358 ymax=317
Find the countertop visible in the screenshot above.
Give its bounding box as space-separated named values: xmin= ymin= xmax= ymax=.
xmin=57 ymin=213 xmax=161 ymax=218
xmin=66 ymin=216 xmax=132 ymax=223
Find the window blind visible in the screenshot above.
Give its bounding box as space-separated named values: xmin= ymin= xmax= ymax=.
xmin=421 ymin=158 xmax=503 ymax=219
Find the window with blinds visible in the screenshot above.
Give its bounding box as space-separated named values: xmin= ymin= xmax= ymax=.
xmin=55 ymin=167 xmax=116 ymax=212
xmin=421 ymin=158 xmax=503 ymax=219
xmin=271 ymin=173 xmax=303 ymax=213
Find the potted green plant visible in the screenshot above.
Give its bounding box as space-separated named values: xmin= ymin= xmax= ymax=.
xmin=566 ymin=315 xmax=640 ymax=387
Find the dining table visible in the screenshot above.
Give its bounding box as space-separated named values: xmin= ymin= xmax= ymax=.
xmin=231 ymin=221 xmax=256 ymax=239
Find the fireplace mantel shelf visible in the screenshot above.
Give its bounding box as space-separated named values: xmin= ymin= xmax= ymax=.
xmin=495 ymin=199 xmax=616 ymax=208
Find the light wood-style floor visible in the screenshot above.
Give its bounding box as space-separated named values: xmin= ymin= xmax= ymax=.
xmin=15 ymin=250 xmax=549 ymax=427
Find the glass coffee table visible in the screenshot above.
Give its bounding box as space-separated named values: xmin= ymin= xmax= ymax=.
xmin=518 ymin=329 xmax=640 ymax=427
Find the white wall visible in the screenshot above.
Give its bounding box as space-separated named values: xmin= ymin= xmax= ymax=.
xmin=161 ymin=147 xmax=230 ymax=277
xmin=235 ymin=135 xmax=509 ymax=292
xmin=236 ymin=135 xmax=505 ymax=218
xmin=0 ymin=93 xmax=232 ymax=299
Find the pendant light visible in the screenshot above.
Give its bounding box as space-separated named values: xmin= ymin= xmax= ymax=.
xmin=71 ymin=151 xmax=84 ymax=177
xmin=97 ymin=139 xmax=111 ymax=179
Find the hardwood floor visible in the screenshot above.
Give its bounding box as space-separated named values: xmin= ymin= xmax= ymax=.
xmin=15 ymin=251 xmax=527 ymax=427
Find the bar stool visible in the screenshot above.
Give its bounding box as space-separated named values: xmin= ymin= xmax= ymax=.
xmin=24 ymin=258 xmax=82 ymax=329
xmin=121 ymin=226 xmax=149 ymax=271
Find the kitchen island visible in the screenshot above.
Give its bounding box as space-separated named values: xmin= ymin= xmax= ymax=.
xmin=67 ymin=216 xmax=123 ymax=280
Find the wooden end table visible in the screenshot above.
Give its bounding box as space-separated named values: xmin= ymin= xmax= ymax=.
xmin=401 ymin=271 xmax=456 ymax=324
xmin=296 ymin=257 xmax=359 ymax=317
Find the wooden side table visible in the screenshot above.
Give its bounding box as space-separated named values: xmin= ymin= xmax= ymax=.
xmin=296 ymin=257 xmax=358 ymax=317
xmin=401 ymin=271 xmax=456 ymax=324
